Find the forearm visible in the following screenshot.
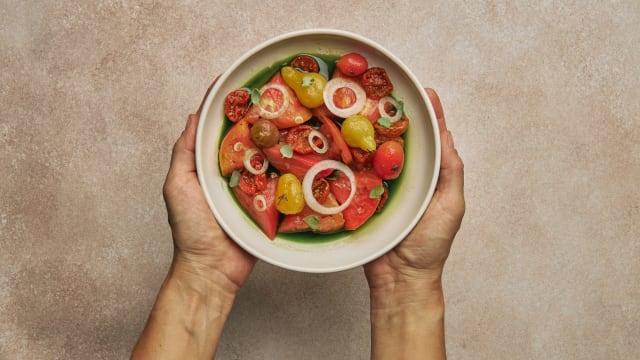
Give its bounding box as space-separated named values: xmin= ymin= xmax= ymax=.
xmin=131 ymin=257 xmax=236 ymax=360
xmin=369 ymin=280 xmax=446 ymax=360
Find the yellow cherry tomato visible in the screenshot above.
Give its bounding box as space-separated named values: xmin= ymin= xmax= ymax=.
xmin=341 ymin=115 xmax=376 ymax=151
xmin=281 ymin=66 xmax=327 ymax=108
xmin=275 ymin=173 xmax=305 ymax=214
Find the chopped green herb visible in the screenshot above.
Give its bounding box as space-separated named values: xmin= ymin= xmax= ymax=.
xmin=280 ymin=144 xmax=293 ymax=158
xmin=377 ymin=117 xmax=391 ymax=128
xmin=301 ymin=76 xmax=314 ymax=87
xmin=250 ymin=88 xmax=261 ymax=104
xmin=229 ymin=170 xmax=241 ymax=188
xmin=397 ymin=100 xmax=405 ymax=116
xmin=369 ymin=185 xmax=385 ymax=199
xmin=304 ymin=215 xmax=320 ymax=230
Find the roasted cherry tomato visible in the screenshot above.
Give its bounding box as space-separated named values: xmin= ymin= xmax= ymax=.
xmin=312 ymin=178 xmax=330 ymax=203
xmin=285 ymin=125 xmax=322 ymax=155
xmin=360 ymin=67 xmax=393 ymax=100
xmin=336 ymin=53 xmax=368 ymax=77
xmin=239 ymin=170 xmax=267 ymax=195
xmin=224 ymin=89 xmax=251 ymax=122
xmin=250 ymin=119 xmax=280 ymax=147
xmin=276 ymin=173 xmax=305 ymax=214
xmin=374 ymin=117 xmax=409 ymax=138
xmin=290 ymin=55 xmax=319 ymax=73
xmin=373 ymin=141 xmax=404 ymax=180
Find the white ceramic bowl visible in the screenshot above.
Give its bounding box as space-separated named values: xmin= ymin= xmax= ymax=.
xmin=196 ymin=29 xmax=440 ymax=273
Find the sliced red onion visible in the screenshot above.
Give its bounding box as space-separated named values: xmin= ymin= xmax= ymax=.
xmin=378 ymin=96 xmax=403 ymax=123
xmin=308 ymin=129 xmax=328 ymax=154
xmin=302 ymin=160 xmax=356 ymax=215
xmin=243 ymin=148 xmax=268 ymax=175
xmin=253 ymin=195 xmax=267 ymax=212
xmin=323 ymin=78 xmax=366 ymax=118
xmin=258 ymin=84 xmax=290 ymax=119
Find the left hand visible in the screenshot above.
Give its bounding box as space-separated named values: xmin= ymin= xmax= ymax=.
xmin=162 ymin=80 xmax=256 ymax=294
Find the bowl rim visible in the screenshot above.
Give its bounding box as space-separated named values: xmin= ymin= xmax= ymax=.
xmin=195 ymin=28 xmax=440 ymax=273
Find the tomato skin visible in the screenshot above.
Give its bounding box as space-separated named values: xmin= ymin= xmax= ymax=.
xmin=374 ymin=116 xmax=409 ymax=138
xmin=251 ymin=119 xmax=280 ymax=147
xmin=276 ymin=173 xmax=305 ymax=214
xmin=290 ymin=55 xmax=319 ymax=73
xmin=219 ymin=120 xmax=256 ymax=177
xmin=231 ymin=175 xmax=279 ymax=239
xmin=238 ymin=170 xmax=267 ymax=195
xmin=360 ymin=67 xmax=393 ymax=100
xmin=373 ymin=141 xmax=405 ymax=180
xmin=285 ymin=125 xmax=322 ymax=155
xmin=336 ymin=53 xmax=368 ymax=77
xmin=224 ymin=89 xmax=251 ymax=122
xmin=329 ymin=169 xmax=382 ymax=231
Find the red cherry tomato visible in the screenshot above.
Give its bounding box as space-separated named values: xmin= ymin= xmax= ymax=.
xmin=373 ymin=141 xmax=404 ymax=180
xmin=312 ymin=178 xmax=330 ymax=203
xmin=336 ymin=53 xmax=368 ymax=77
xmin=224 ymin=89 xmax=251 ymax=122
xmin=360 ymin=67 xmax=393 ymax=100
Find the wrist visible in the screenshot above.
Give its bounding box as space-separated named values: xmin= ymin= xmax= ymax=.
xmin=170 ymin=252 xmax=240 ymax=300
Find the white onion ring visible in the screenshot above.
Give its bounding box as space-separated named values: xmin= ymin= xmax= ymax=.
xmin=258 ymin=84 xmax=290 ymax=119
xmin=308 ymin=129 xmax=328 ymax=154
xmin=378 ymin=96 xmax=403 ymax=123
xmin=323 ymin=78 xmax=366 ymax=118
xmin=302 ymin=160 xmax=356 ymax=215
xmin=253 ymin=195 xmax=267 ymax=212
xmin=243 ymin=148 xmax=268 ymax=175
xmin=233 ymin=142 xmax=243 ymax=151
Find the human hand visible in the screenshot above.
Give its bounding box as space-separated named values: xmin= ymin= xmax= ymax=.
xmin=364 ymin=88 xmax=465 ymax=294
xmin=162 ymin=80 xmax=257 ymax=294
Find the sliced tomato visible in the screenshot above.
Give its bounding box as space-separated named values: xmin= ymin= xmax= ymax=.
xmin=285 ymin=125 xmax=323 ymax=155
xmin=243 ymin=73 xmax=313 ymax=129
xmin=329 ymin=169 xmax=382 ymax=231
xmin=262 ymin=144 xmax=330 ymax=180
xmin=359 ymin=97 xmax=381 ymax=122
xmin=312 ymin=108 xmax=353 ymax=165
xmin=219 ymin=119 xmax=256 ymax=176
xmin=360 ymin=67 xmax=393 ymax=100
xmin=231 ymin=175 xmax=279 ymax=239
xmin=374 ymin=116 xmax=409 ymax=138
xmin=238 ymin=170 xmax=267 ymax=195
xmin=224 ymin=89 xmax=251 ymax=122
xmin=290 ymin=55 xmax=319 ymax=73
xmin=278 ymin=193 xmax=345 ymax=233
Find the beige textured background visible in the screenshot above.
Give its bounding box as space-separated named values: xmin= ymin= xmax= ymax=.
xmin=1 ymin=1 xmax=638 ymax=359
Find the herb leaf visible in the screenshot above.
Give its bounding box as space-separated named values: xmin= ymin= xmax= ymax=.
xmin=301 ymin=76 xmax=314 ymax=87
xmin=280 ymin=144 xmax=293 ymax=158
xmin=304 ymin=215 xmax=320 ymax=230
xmin=250 ymin=88 xmax=261 ymax=104
xmin=377 ymin=117 xmax=391 ymax=128
xmin=229 ymin=170 xmax=241 ymax=188
xmin=369 ymin=185 xmax=385 ymax=199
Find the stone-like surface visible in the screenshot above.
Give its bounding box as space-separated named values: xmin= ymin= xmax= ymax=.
xmin=1 ymin=1 xmax=638 ymax=359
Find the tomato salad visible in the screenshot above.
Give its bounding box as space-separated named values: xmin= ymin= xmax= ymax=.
xmin=219 ymin=52 xmax=408 ymax=239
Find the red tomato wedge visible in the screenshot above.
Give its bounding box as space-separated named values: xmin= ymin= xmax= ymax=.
xmin=359 ymin=97 xmax=381 ymax=122
xmin=329 ymin=169 xmax=382 ymax=231
xmin=231 ymin=175 xmax=279 ymax=239
xmin=219 ymin=119 xmax=256 ymax=177
xmin=312 ymin=108 xmax=353 ymax=165
xmin=262 ymin=144 xmax=332 ymax=180
xmin=244 ymin=73 xmax=313 ymax=129
xmin=278 ymin=193 xmax=345 ymax=233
